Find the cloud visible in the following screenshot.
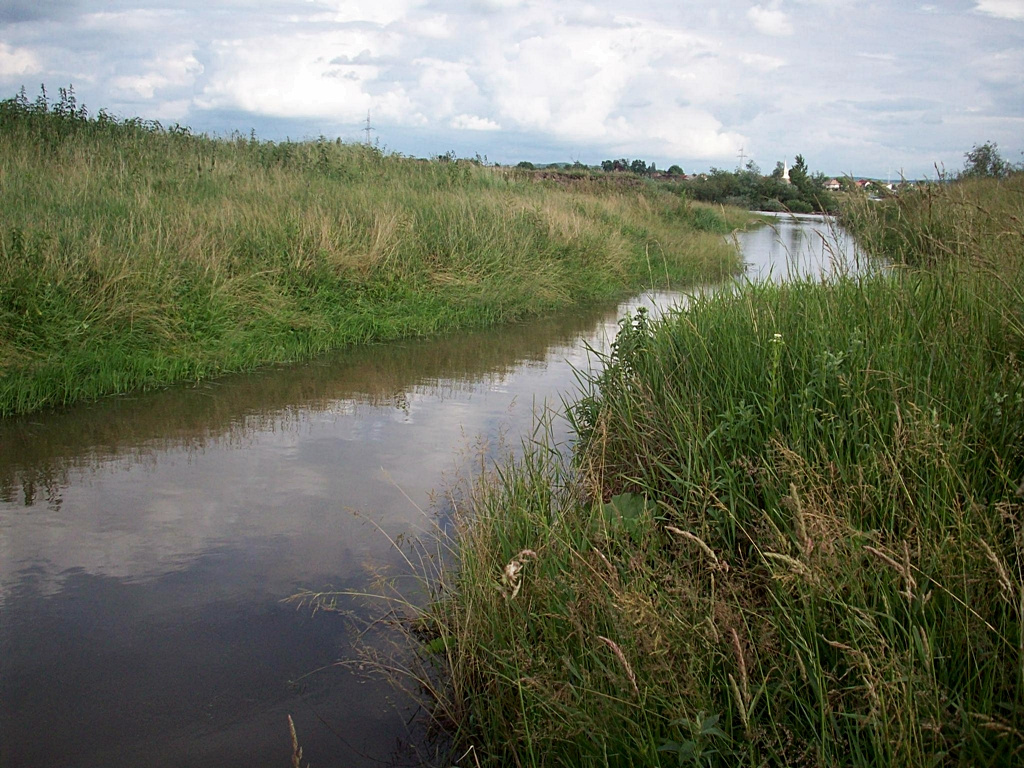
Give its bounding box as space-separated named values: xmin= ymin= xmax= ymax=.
xmin=0 ymin=0 xmax=79 ymax=24
xmin=0 ymin=0 xmax=1020 ymax=177
xmin=469 ymin=0 xmax=528 ymax=12
xmin=738 ymin=52 xmax=786 ymax=71
xmin=857 ymin=52 xmax=897 ymax=62
xmin=319 ymin=0 xmax=422 ymax=26
xmin=109 ymin=46 xmax=203 ymax=101
xmin=0 ymin=42 xmax=42 ymax=76
xmin=194 ymin=27 xmax=397 ymax=121
xmin=405 ymin=13 xmax=451 ymax=38
xmin=747 ymin=2 xmax=794 ymax=36
xmin=80 ymin=8 xmax=181 ymax=33
xmin=451 ymin=114 xmax=500 ymax=130
xmin=974 ymin=1 xmax=1024 ymax=20
xmin=414 ymin=58 xmax=483 ymax=119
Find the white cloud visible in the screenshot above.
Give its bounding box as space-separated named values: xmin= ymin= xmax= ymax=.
xmin=320 ymin=0 xmax=422 ymax=25
xmin=195 ymin=29 xmax=395 ymax=121
xmin=747 ymin=2 xmax=794 ymax=36
xmin=974 ymin=1 xmax=1024 ymax=20
xmin=857 ymin=52 xmax=897 ymax=62
xmin=408 ymin=13 xmax=451 ymax=38
xmin=414 ymin=58 xmax=482 ymax=119
xmin=739 ymin=52 xmax=787 ymax=71
xmin=109 ymin=47 xmax=202 ymax=100
xmin=149 ymin=99 xmax=191 ymax=122
xmin=475 ymin=17 xmax=746 ymax=158
xmin=111 ymin=74 xmax=161 ymax=100
xmin=972 ymin=47 xmax=1024 ymax=84
xmin=471 ymin=0 xmax=527 ymax=10
xmin=0 ymin=43 xmax=42 ymax=77
xmin=450 ymin=114 xmax=500 ymax=130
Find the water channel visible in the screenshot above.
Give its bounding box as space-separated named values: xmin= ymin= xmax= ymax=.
xmin=0 ymin=215 xmax=861 ymax=767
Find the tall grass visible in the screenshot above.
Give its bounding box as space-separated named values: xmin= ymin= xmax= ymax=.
xmin=415 ymin=176 xmax=1024 ymax=766
xmin=0 ymin=89 xmax=743 ymax=415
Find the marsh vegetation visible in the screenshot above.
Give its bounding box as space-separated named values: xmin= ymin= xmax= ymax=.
xmin=0 ymin=87 xmax=743 ymax=415
xmin=415 ymin=175 xmax=1024 ymax=766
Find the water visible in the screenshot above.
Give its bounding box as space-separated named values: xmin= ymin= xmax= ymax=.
xmin=740 ymin=212 xmax=865 ymax=282
xmin=0 ymin=216 xmax=857 ymax=767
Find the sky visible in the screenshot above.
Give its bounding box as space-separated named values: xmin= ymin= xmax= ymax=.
xmin=1 ymin=0 xmax=1022 ymax=178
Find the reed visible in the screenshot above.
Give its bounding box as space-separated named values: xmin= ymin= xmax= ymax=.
xmin=416 ymin=175 xmax=1024 ymax=766
xmin=0 ymin=90 xmax=743 ymax=415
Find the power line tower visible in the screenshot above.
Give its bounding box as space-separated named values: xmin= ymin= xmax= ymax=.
xmin=363 ymin=110 xmax=374 ymax=145
xmin=737 ymin=146 xmax=748 ymax=168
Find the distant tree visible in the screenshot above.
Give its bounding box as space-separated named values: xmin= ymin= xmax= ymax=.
xmin=771 ymin=161 xmax=785 ymax=180
xmin=961 ymin=141 xmax=1012 ymax=179
xmin=667 ymin=164 xmax=684 ymax=175
xmin=601 ymin=158 xmax=631 ymax=172
xmin=789 ymin=154 xmax=809 ymax=189
xmin=516 ymin=161 xmax=536 ymax=170
xmin=629 ymin=159 xmax=648 ymax=175
xmin=674 ymin=155 xmax=837 ymax=212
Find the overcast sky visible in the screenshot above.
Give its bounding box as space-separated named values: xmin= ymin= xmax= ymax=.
xmin=1 ymin=0 xmax=1022 ymax=177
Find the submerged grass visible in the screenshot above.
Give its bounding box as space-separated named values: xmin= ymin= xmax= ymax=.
xmin=414 ymin=176 xmax=1024 ymax=766
xmin=0 ymin=91 xmax=743 ymax=415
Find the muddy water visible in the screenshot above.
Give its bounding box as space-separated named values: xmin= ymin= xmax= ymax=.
xmin=0 ymin=216 xmax=858 ymax=767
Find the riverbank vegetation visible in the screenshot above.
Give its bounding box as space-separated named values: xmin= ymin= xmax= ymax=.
xmin=675 ymin=156 xmax=839 ymax=214
xmin=0 ymin=87 xmax=745 ymax=416
xmin=524 ymin=155 xmax=840 ymax=214
xmin=415 ymin=173 xmax=1024 ymax=766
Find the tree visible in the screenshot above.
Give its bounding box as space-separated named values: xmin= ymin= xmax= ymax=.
xmin=789 ymin=154 xmax=809 ymax=189
xmin=961 ymin=141 xmax=1012 ymax=179
xmin=667 ymin=164 xmax=684 ymax=175
xmin=629 ymin=159 xmax=648 ymax=175
xmin=516 ymin=161 xmax=536 ymax=170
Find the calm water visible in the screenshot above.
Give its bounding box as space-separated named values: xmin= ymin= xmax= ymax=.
xmin=0 ymin=215 xmax=859 ymax=767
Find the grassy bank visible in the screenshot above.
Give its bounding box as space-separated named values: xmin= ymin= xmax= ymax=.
xmin=417 ymin=176 xmax=1024 ymax=766
xmin=0 ymin=89 xmax=743 ymax=416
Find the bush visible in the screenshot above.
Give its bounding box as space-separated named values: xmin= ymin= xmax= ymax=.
xmin=786 ymin=199 xmax=814 ymax=214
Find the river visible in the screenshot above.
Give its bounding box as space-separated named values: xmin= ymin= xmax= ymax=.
xmin=0 ymin=214 xmax=861 ymax=767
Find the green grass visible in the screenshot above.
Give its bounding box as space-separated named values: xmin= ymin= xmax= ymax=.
xmin=0 ymin=89 xmax=745 ymax=416
xmin=414 ymin=175 xmax=1024 ymax=766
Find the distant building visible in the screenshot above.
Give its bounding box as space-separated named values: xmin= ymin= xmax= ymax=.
xmin=825 ymin=178 xmax=841 ymax=191
xmin=782 ymin=160 xmax=791 ymax=184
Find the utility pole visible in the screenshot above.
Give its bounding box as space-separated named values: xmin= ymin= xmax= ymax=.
xmin=364 ymin=110 xmax=374 ymax=145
